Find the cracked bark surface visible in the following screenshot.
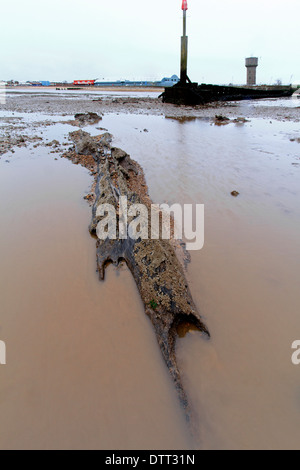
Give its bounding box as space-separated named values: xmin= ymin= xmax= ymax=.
xmin=65 ymin=126 xmax=210 ymax=421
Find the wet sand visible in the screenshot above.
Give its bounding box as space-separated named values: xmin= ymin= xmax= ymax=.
xmin=0 ymin=90 xmax=300 ymax=449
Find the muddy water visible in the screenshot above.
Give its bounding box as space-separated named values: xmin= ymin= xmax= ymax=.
xmin=0 ymin=143 xmax=190 ymax=449
xmin=100 ymin=111 xmax=300 ymax=449
xmin=0 ymin=106 xmax=300 ymax=449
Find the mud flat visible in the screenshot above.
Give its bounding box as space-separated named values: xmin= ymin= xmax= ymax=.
xmin=0 ymin=90 xmax=300 ymax=449
xmin=2 ymin=88 xmax=300 ymax=121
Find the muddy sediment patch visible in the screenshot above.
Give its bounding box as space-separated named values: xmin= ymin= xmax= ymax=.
xmin=0 ymin=134 xmax=43 ymax=155
xmin=61 ymin=112 xmax=103 ymax=127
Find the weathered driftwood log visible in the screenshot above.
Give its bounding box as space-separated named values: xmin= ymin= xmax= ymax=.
xmin=66 ymin=127 xmax=210 ymax=421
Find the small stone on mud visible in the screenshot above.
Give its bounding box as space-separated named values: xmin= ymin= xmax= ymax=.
xmin=215 ymin=115 xmax=230 ymax=121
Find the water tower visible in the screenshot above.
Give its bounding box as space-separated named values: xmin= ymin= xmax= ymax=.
xmin=245 ymin=57 xmax=258 ymax=85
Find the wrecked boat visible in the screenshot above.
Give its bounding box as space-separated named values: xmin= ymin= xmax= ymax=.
xmin=161 ymin=82 xmax=295 ymax=106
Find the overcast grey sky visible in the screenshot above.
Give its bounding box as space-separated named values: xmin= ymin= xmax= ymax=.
xmin=1 ymin=0 xmax=299 ymax=85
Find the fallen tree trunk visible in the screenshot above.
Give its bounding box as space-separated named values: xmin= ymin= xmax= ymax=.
xmin=65 ymin=126 xmax=210 ymax=421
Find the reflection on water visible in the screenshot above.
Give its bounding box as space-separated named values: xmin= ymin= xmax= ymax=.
xmin=249 ymin=96 xmax=300 ymax=108
xmin=0 ymin=106 xmax=300 ymax=449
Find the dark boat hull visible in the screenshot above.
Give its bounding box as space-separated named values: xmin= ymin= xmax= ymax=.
xmin=161 ymin=82 xmax=295 ymax=105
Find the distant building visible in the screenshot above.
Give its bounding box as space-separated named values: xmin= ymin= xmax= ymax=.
xmin=94 ymin=75 xmax=179 ymax=88
xmin=73 ymin=80 xmax=96 ymax=86
xmin=28 ymin=81 xmax=42 ymax=86
xmin=7 ymin=80 xmax=19 ymax=86
xmin=245 ymin=58 xmax=258 ymax=85
xmin=157 ymin=75 xmax=180 ymax=87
